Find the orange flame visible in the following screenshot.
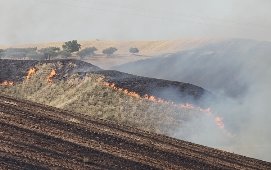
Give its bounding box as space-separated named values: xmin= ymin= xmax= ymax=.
xmin=26 ymin=68 xmax=37 ymax=80
xmin=103 ymin=82 xmax=226 ymax=130
xmin=103 ymin=82 xmax=140 ymax=98
xmin=0 ymin=81 xmax=14 ymax=87
xmin=47 ymin=69 xmax=56 ymax=83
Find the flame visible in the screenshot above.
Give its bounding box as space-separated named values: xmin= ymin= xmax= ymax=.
xmin=123 ymin=89 xmax=140 ymax=98
xmin=26 ymin=68 xmax=37 ymax=80
xmin=47 ymin=69 xmax=56 ymax=83
xmin=0 ymin=81 xmax=14 ymax=87
xmin=143 ymin=94 xmax=166 ymax=103
xmin=103 ymin=82 xmax=226 ymax=130
xmin=103 ymin=82 xmax=140 ymax=98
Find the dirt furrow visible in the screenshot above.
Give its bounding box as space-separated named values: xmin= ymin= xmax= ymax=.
xmin=0 ymin=122 xmax=154 ymax=170
xmin=0 ymin=95 xmax=270 ymax=169
xmin=0 ymin=98 xmax=234 ymax=169
xmin=0 ymin=96 xmax=266 ymax=169
xmin=0 ymin=95 xmax=251 ymax=166
xmin=0 ymin=105 xmax=183 ymax=169
xmin=0 ymin=100 xmax=226 ymax=169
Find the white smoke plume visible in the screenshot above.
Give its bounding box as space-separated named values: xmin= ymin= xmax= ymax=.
xmin=115 ymin=39 xmax=271 ymax=161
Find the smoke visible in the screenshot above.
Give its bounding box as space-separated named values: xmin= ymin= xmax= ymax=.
xmin=1 ymin=0 xmax=271 ymax=162
xmin=115 ymin=39 xmax=271 ymax=161
xmin=1 ymin=0 xmax=271 ymax=45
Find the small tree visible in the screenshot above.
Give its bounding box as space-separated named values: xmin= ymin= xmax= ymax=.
xmin=102 ymin=47 xmax=118 ymax=56
xmin=62 ymin=40 xmax=81 ymax=53
xmin=129 ymin=47 xmax=139 ymax=54
xmin=78 ymin=47 xmax=98 ymax=59
xmin=39 ymin=47 xmax=60 ymax=60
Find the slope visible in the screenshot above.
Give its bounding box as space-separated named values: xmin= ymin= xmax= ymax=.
xmin=114 ymin=38 xmax=271 ymax=98
xmin=0 ymin=59 xmax=209 ymax=134
xmin=1 ymin=95 xmax=270 ymax=169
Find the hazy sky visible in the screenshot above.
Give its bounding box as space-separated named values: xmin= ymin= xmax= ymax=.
xmin=0 ymin=0 xmax=271 ymax=45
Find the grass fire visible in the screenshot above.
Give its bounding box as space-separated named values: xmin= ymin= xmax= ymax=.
xmin=47 ymin=69 xmax=57 ymax=83
xmin=0 ymin=60 xmax=217 ymax=135
xmin=1 ymin=1 xmax=271 ymax=167
xmin=0 ymin=55 xmax=270 ymax=168
xmin=0 ymin=80 xmax=14 ymax=87
xmin=26 ymin=67 xmax=37 ymax=80
xmin=103 ymin=81 xmax=226 ymax=130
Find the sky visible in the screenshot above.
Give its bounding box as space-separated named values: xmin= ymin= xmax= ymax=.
xmin=0 ymin=0 xmax=271 ymax=45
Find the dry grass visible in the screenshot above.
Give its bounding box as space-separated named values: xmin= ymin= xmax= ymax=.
xmin=1 ymin=39 xmax=217 ymax=69
xmin=0 ymin=63 xmax=197 ymax=134
xmin=1 ymin=39 xmax=212 ymax=55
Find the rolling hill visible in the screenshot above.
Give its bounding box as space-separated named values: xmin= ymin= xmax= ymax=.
xmin=0 ymin=59 xmax=209 ymax=135
xmin=114 ymin=39 xmax=271 ymax=161
xmin=0 ymin=39 xmax=215 ymax=69
xmin=114 ymin=39 xmax=271 ymax=98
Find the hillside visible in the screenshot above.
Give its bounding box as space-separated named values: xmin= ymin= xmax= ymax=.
xmin=114 ymin=39 xmax=271 ymax=161
xmin=0 ymin=39 xmax=215 ymax=69
xmin=0 ymin=39 xmax=213 ymax=56
xmin=114 ymin=39 xmax=271 ymax=98
xmin=1 ymin=95 xmax=270 ymax=169
xmin=0 ymin=59 xmax=210 ymax=135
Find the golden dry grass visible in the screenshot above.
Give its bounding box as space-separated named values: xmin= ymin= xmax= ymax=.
xmin=1 ymin=39 xmax=217 ymax=69
xmin=0 ymin=63 xmax=197 ymax=134
xmin=1 ymin=39 xmax=212 ymax=55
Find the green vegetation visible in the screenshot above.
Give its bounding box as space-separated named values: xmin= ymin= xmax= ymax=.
xmin=0 ymin=47 xmax=61 ymax=60
xmin=38 ymin=47 xmax=61 ymax=60
xmin=129 ymin=47 xmax=139 ymax=54
xmin=62 ymin=40 xmax=81 ymax=53
xmin=0 ymin=43 xmax=141 ymax=60
xmin=102 ymin=47 xmax=118 ymax=56
xmin=0 ymin=47 xmax=38 ymax=59
xmin=78 ymin=47 xmax=98 ymax=59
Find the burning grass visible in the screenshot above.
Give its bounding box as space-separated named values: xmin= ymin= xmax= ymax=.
xmin=0 ymin=81 xmax=14 ymax=87
xmin=47 ymin=69 xmax=56 ymax=83
xmin=0 ymin=63 xmax=224 ymax=134
xmin=103 ymin=82 xmax=225 ymax=130
xmin=26 ymin=67 xmax=37 ymax=80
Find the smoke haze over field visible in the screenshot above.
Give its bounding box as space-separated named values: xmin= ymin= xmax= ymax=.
xmin=1 ymin=0 xmax=271 ymax=162
xmin=1 ymin=0 xmax=271 ymax=45
xmin=115 ymin=39 xmax=271 ymax=161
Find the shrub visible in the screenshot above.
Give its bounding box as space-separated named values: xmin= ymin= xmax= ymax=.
xmin=39 ymin=47 xmax=60 ymax=60
xmin=129 ymin=47 xmax=139 ymax=54
xmin=102 ymin=47 xmax=118 ymax=56
xmin=2 ymin=47 xmax=38 ymax=59
xmin=62 ymin=40 xmax=81 ymax=53
xmin=78 ymin=47 xmax=97 ymax=59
